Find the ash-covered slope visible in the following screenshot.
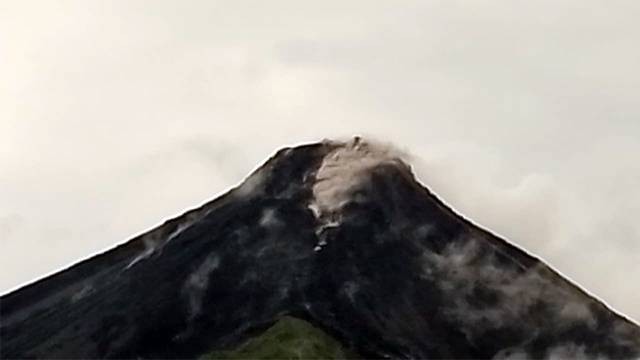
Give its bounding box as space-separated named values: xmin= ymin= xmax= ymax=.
xmin=1 ymin=138 xmax=639 ymax=359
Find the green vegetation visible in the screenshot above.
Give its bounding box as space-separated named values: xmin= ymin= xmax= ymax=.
xmin=203 ymin=316 xmax=356 ymax=359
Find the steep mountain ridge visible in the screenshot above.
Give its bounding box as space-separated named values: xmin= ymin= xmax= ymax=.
xmin=1 ymin=138 xmax=639 ymax=359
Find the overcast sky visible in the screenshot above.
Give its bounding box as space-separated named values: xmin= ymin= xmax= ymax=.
xmin=1 ymin=1 xmax=639 ymax=322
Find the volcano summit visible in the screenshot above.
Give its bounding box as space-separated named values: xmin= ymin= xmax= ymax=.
xmin=1 ymin=138 xmax=639 ymax=359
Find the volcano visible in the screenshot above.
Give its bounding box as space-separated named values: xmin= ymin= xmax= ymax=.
xmin=1 ymin=138 xmax=639 ymax=359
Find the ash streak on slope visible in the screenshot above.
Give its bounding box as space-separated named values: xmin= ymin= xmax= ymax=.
xmin=183 ymin=253 xmax=221 ymax=320
xmin=311 ymin=137 xmax=404 ymax=215
xmin=308 ymin=137 xmax=409 ymax=251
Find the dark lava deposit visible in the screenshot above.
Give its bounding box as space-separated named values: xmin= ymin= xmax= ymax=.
xmin=1 ymin=138 xmax=639 ymax=359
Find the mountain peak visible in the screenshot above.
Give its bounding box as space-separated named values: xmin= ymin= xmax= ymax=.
xmin=310 ymin=136 xmax=411 ymax=217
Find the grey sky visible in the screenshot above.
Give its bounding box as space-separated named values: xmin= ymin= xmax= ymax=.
xmin=1 ymin=1 xmax=639 ymax=322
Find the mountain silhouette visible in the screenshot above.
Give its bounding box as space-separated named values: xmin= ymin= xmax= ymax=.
xmin=1 ymin=138 xmax=639 ymax=359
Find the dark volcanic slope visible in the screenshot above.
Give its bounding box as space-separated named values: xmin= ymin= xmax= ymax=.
xmin=1 ymin=138 xmax=639 ymax=359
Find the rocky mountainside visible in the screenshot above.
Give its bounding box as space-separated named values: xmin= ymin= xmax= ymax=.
xmin=1 ymin=138 xmax=639 ymax=359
